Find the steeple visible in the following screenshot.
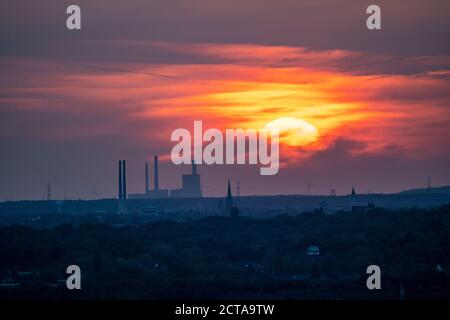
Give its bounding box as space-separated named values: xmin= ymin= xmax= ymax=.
xmin=226 ymin=180 xmax=233 ymax=212
xmin=351 ymin=187 xmax=357 ymax=207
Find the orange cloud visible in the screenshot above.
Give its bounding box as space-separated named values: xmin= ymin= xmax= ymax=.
xmin=1 ymin=43 xmax=449 ymax=165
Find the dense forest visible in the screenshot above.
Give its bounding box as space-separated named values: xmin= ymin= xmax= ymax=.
xmin=1 ymin=205 xmax=450 ymax=299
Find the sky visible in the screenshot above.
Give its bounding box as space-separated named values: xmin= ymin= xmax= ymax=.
xmin=0 ymin=0 xmax=450 ymax=200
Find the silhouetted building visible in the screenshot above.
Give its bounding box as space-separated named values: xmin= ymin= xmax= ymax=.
xmin=171 ymin=161 xmax=202 ymax=198
xmin=225 ymin=180 xmax=239 ymax=218
xmin=129 ymin=156 xmax=169 ymax=199
xmin=217 ymin=199 xmax=224 ymax=214
xmin=351 ymin=187 xmax=357 ymax=207
xmin=230 ymin=206 xmax=239 ymax=218
xmin=0 ymin=271 xmax=19 ymax=289
xmin=351 ymin=203 xmax=375 ymax=213
xmin=306 ymin=246 xmax=320 ymax=256
xmin=148 ymin=156 xmax=169 ymax=197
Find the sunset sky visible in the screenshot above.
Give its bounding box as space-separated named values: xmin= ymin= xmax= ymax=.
xmin=1 ymin=0 xmax=450 ymax=199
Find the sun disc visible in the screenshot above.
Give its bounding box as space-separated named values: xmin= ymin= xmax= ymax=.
xmin=265 ymin=117 xmax=319 ymax=146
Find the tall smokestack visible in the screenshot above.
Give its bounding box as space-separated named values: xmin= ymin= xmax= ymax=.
xmin=192 ymin=160 xmax=197 ymax=175
xmin=122 ymin=160 xmax=127 ymax=199
xmin=145 ymin=162 xmax=149 ymax=193
xmin=154 ymin=155 xmax=159 ymax=191
xmin=118 ymin=160 xmax=123 ymax=199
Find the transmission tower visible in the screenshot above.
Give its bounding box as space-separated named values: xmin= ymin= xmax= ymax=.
xmin=47 ymin=182 xmax=52 ymax=201
xmin=237 ymin=180 xmax=240 ymax=198
xmin=93 ymin=186 xmax=99 ymax=200
xmin=306 ymin=178 xmax=314 ymax=195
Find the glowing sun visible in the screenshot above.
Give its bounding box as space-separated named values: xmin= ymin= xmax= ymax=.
xmin=265 ymin=117 xmax=319 ymax=147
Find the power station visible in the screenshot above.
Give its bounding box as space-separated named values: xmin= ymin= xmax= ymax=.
xmin=118 ymin=160 xmax=128 ymax=214
xmin=128 ymin=157 xmax=202 ymax=199
xmin=146 ymin=156 xmax=169 ymax=198
xmin=171 ymin=161 xmax=202 ymax=198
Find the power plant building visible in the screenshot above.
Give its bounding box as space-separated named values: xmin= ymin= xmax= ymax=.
xmin=170 ymin=161 xmax=202 ymax=198
xmin=128 ymin=157 xmax=202 ymax=199
xmin=129 ymin=156 xmax=169 ymax=199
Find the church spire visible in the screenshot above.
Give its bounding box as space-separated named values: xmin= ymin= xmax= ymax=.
xmin=351 ymin=187 xmax=357 ymax=207
xmin=226 ymin=180 xmax=233 ymax=211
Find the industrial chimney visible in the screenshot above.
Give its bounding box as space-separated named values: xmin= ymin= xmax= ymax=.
xmin=118 ymin=160 xmax=123 ymax=199
xmin=122 ymin=160 xmax=127 ymax=199
xmin=145 ymin=162 xmax=149 ymax=194
xmin=118 ymin=159 xmax=128 ymax=214
xmin=192 ymin=160 xmax=197 ymax=175
xmin=154 ymin=155 xmax=159 ymax=191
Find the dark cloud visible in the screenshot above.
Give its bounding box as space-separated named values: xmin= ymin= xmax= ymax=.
xmin=1 ymin=0 xmax=450 ymax=59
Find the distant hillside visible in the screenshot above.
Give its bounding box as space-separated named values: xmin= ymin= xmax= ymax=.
xmin=400 ymin=185 xmax=450 ymax=195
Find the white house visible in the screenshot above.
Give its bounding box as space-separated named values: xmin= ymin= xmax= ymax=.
xmin=306 ymin=246 xmax=320 ymax=256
